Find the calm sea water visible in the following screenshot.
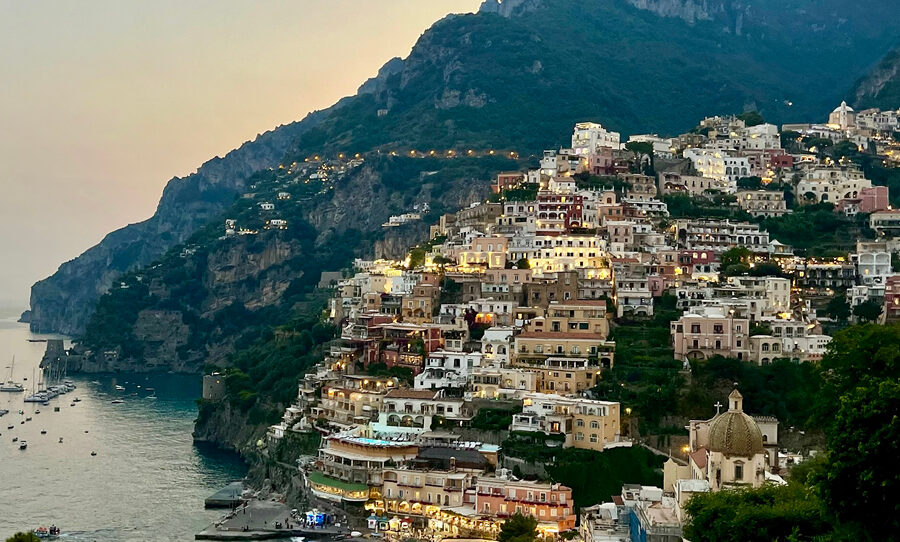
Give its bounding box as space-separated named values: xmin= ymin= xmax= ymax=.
xmin=0 ymin=315 xmax=248 ymax=541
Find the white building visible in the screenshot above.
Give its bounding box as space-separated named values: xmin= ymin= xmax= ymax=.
xmin=796 ymin=165 xmax=871 ymax=204
xmin=373 ymin=389 xmax=469 ymax=434
xmin=572 ymin=122 xmax=622 ymax=154
xmin=683 ymin=148 xmax=750 ymax=191
xmin=481 ymin=326 xmax=517 ymax=366
xmin=414 ymin=350 xmax=483 ymax=390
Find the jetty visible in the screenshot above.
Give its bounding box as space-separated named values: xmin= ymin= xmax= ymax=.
xmin=205 ymin=481 xmax=246 ymax=508
xmin=197 ymin=499 xmax=347 ymax=541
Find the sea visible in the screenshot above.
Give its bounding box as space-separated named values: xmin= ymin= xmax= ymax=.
xmin=0 ymin=313 xmax=251 ymax=541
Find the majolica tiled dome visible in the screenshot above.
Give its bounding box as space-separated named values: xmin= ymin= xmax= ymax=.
xmin=708 ymin=390 xmax=764 ymax=457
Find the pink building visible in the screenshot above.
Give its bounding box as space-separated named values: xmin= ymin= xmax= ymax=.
xmin=474 ymin=478 xmax=576 ymax=534
xmin=858 ymin=186 xmax=889 ymax=213
xmin=884 ymin=276 xmax=900 ymax=322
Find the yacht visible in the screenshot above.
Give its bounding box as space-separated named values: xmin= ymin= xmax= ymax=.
xmin=111 ymin=399 xmax=125 ymax=404
xmin=19 ymin=440 xmax=27 ymax=450
xmin=115 ymin=385 xmax=126 ymax=391
xmin=1 ymin=356 xmax=25 ymax=392
xmin=0 ymin=409 xmax=8 ymax=417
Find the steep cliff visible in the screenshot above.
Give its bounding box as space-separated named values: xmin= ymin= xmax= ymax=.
xmin=30 ymin=0 xmax=900 ymax=334
xmin=851 ymin=46 xmax=900 ymax=110
xmin=28 ymin=110 xmax=330 ymax=335
xmin=76 ymin=154 xmax=515 ymax=373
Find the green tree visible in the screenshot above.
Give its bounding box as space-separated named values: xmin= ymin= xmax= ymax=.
xmin=825 ymin=295 xmax=851 ymax=321
xmin=516 ymin=258 xmax=531 ymax=269
xmin=736 ymin=176 xmax=763 ymax=190
xmin=720 ymin=246 xmax=751 ymax=268
xmin=817 ymin=380 xmax=900 ymax=537
xmin=6 ymin=534 xmax=40 ymax=542
xmin=683 ymin=485 xmax=830 ymax=542
xmin=852 ymin=299 xmax=882 ymax=323
xmin=498 ymin=513 xmax=538 ymax=542
xmin=737 ymin=111 xmax=765 ymax=127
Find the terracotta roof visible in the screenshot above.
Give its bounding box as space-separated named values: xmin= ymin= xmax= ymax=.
xmin=385 ymin=389 xmax=440 ymax=399
xmin=689 ymin=447 xmax=708 ymax=469
xmin=611 ymin=496 xmax=624 ymax=506
xmin=517 ymin=331 xmax=607 ymax=340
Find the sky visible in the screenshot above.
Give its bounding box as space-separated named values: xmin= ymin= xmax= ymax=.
xmin=0 ymin=0 xmax=482 ymax=311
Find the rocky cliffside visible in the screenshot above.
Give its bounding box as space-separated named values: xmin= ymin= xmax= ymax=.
xmin=76 ymin=154 xmax=512 ymax=373
xmin=28 ymin=110 xmax=329 ymax=335
xmin=851 ymin=46 xmax=900 ymax=110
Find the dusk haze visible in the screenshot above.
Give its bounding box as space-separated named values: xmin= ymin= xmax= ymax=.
xmin=2 ymin=1 xmax=900 ymax=541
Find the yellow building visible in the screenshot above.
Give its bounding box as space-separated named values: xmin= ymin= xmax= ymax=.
xmin=512 ymin=393 xmax=622 ymax=451
xmin=527 ymin=300 xmax=610 ymax=338
xmin=515 ymin=332 xmax=615 ymax=372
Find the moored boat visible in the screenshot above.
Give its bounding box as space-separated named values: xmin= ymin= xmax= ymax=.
xmin=33 ymin=525 xmax=60 ymax=538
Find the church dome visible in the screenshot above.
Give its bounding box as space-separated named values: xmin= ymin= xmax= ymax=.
xmin=832 ymin=101 xmax=854 ymax=113
xmin=708 ymin=390 xmax=764 ymax=457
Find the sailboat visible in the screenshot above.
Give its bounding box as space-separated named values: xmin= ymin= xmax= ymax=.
xmin=1 ymin=356 xmax=25 ymax=393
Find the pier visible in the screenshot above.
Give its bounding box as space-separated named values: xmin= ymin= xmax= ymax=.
xmin=197 ymin=499 xmax=348 ymax=540
xmin=205 ymin=481 xmax=246 ymax=508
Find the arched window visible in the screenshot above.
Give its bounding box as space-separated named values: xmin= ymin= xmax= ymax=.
xmin=590 ymin=421 xmax=599 ymax=429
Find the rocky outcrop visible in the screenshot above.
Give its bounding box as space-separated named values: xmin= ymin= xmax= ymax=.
xmin=851 ymin=47 xmax=900 ymax=109
xmin=478 ymin=0 xmax=542 ymax=18
xmin=28 ymin=110 xmax=330 ymax=335
xmin=625 ymin=0 xmax=714 ymax=24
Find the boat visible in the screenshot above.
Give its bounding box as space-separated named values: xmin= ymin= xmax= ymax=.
xmin=147 ymin=393 xmax=157 ymax=400
xmin=1 ymin=356 xmax=25 ymax=393
xmin=19 ymin=440 xmax=27 ymax=450
xmin=54 ymin=406 xmax=60 ymax=412
xmin=145 ymin=387 xmax=155 ymax=392
xmin=73 ymin=397 xmax=81 ymax=402
xmin=0 ymin=409 xmax=8 ymax=417
xmin=59 ymin=437 xmax=63 ymax=443
xmin=25 ymin=416 xmax=32 ymax=421
xmin=90 ymin=451 xmax=97 ymax=456
xmin=35 ymin=410 xmax=41 ymax=414
xmin=6 ymin=425 xmax=12 ymax=430
xmin=33 ymin=525 xmax=60 ymax=538
xmin=40 ymin=429 xmax=47 ymax=435
xmin=111 ymin=399 xmax=124 ymax=404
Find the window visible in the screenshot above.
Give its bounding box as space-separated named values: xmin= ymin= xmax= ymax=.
xmin=691 ymin=324 xmax=701 ymax=333
xmin=590 ymin=421 xmax=599 ymax=429
xmin=734 ymin=461 xmax=744 ymax=480
xmin=576 ymin=419 xmax=584 ymax=427
xmin=713 ymin=324 xmax=724 ymax=334
xmin=590 ymin=434 xmax=598 ymax=443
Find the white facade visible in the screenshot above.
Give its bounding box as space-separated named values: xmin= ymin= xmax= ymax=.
xmin=572 ymin=122 xmax=621 ymax=154
xmin=683 ymin=148 xmax=749 ymax=191
xmin=414 ymin=350 xmax=483 ymax=390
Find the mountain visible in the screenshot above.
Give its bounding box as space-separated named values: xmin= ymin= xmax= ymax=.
xmin=29 ymin=0 xmax=900 ymax=334
xmin=73 ymin=154 xmax=516 ymax=374
xmin=851 ymin=46 xmax=900 ymax=110
xmin=27 ymin=110 xmax=329 ymax=334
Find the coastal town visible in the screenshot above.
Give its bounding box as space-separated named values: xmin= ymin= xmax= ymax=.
xmin=194 ymin=103 xmax=900 ymax=541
